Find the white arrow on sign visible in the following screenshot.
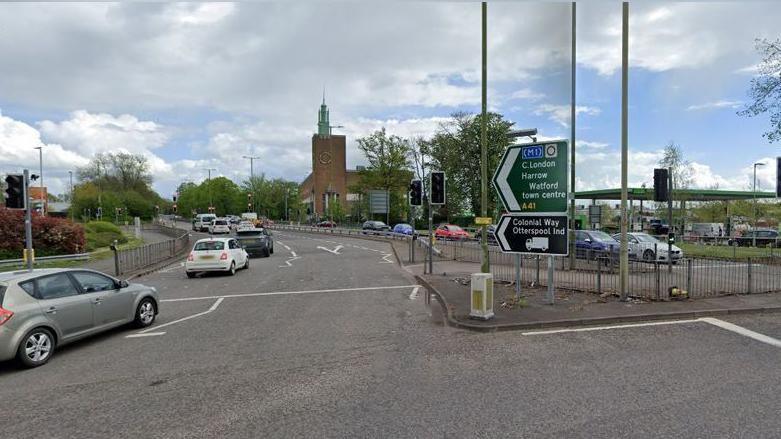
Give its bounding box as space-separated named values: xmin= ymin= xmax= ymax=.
xmin=317 ymin=245 xmax=343 ymax=255
xmin=495 ymin=147 xmax=521 ymax=211
xmin=496 ymin=216 xmax=512 ymax=252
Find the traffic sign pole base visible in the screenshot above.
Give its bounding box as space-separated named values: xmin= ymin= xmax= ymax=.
xmin=469 ymin=273 xmax=494 ymax=320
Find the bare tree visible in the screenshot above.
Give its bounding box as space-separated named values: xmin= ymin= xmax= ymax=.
xmin=738 ymin=38 xmax=781 ymax=143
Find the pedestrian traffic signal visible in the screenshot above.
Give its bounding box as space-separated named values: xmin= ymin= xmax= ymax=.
xmin=4 ymin=174 xmax=24 ymax=209
xmin=653 ymin=168 xmax=669 ymax=202
xmin=430 ymin=172 xmax=445 ymax=205
xmin=409 ymin=180 xmax=422 ymax=206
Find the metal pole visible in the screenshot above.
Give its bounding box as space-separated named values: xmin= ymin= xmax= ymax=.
xmin=480 ymin=1 xmax=489 ymax=274
xmin=569 ymin=1 xmax=577 ymax=270
xmin=515 ymin=254 xmax=521 ymax=300
xmin=619 ymin=1 xmax=629 ymax=301
xmin=753 ymin=164 xmax=758 ymax=247
xmin=428 ymin=195 xmax=433 ymax=275
xmin=668 ymin=168 xmax=673 ymax=273
xmin=69 ymin=170 xmax=74 ymax=221
xmin=547 ymin=256 xmax=554 ymax=304
xmin=23 ymin=170 xmax=33 ymax=271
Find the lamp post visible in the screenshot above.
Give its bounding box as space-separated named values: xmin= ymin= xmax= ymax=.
xmin=69 ymin=170 xmax=74 ymax=221
xmin=753 ymin=162 xmax=765 ymax=247
xmin=204 ymin=168 xmax=216 ymax=213
xmin=480 ymin=1 xmax=488 ymax=274
xmin=34 ymin=146 xmax=44 ymax=216
xmin=242 ymin=155 xmax=261 ymax=179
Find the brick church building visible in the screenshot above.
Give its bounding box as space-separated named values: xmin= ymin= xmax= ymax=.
xmin=299 ymin=98 xmax=361 ymax=220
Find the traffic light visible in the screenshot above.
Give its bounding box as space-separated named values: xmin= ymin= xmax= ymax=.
xmin=430 ymin=171 xmax=445 ymax=205
xmin=4 ymin=174 xmax=24 ymax=209
xmin=409 ymin=180 xmax=422 ymax=206
xmin=172 ymin=204 xmax=177 ymax=213
xmin=172 ymin=194 xmax=177 ymax=203
xmin=653 ymin=168 xmax=669 ymax=202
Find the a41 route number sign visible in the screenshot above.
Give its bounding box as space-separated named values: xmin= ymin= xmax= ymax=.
xmin=493 ymin=140 xmax=568 ymax=214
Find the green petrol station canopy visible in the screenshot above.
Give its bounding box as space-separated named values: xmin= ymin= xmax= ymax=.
xmin=575 ymin=187 xmax=778 ymax=202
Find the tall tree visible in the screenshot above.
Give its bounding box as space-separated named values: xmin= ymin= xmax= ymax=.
xmin=658 ymin=142 xmax=693 ymax=190
xmin=354 ymin=128 xmax=413 ymax=222
xmin=738 ymin=38 xmax=781 ymax=143
xmin=425 ymin=112 xmax=513 ymax=219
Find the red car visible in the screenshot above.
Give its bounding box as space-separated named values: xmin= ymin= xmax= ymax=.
xmin=434 ymin=224 xmax=471 ymax=240
xmin=316 ymin=220 xmax=337 ymax=228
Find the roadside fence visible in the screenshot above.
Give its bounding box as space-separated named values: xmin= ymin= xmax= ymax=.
xmin=113 ymin=223 xmax=190 ymax=276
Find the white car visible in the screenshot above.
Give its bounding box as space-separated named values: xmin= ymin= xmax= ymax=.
xmin=185 ymin=237 xmax=249 ymax=278
xmin=208 ymin=218 xmax=231 ymax=234
xmin=613 ymin=232 xmax=683 ymax=263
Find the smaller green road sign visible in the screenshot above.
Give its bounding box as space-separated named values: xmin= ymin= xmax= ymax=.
xmin=495 ymin=214 xmax=569 ymax=255
xmin=493 ymin=140 xmax=568 ymax=213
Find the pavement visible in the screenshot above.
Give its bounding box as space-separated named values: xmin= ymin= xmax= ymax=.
xmin=1 ymin=230 xmax=781 ymax=438
xmin=412 ymin=259 xmax=781 ymax=331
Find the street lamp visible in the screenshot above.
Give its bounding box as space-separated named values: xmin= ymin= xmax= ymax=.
xmin=753 ymin=162 xmax=766 ymax=247
xmin=34 ymin=146 xmax=44 ymax=216
xmin=507 ymin=128 xmax=538 ymax=142
xmin=242 ymin=155 xmax=261 ymax=179
xmin=69 ymin=170 xmax=74 ymax=221
xmin=203 ymin=168 xmax=216 ymax=213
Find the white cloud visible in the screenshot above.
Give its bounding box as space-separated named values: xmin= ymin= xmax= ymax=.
xmin=510 ymin=88 xmax=545 ymax=101
xmin=176 ymin=3 xmax=235 ymax=25
xmin=577 ymin=140 xmax=608 ymax=150
xmin=534 ymin=104 xmax=600 ymax=127
xmin=686 ymin=100 xmax=743 ymax=112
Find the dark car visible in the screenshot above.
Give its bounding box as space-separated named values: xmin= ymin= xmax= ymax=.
xmin=575 ymin=230 xmax=621 ymax=261
xmin=235 ymin=228 xmax=274 ymax=257
xmin=729 ymin=229 xmax=780 ymax=247
xmin=362 ymin=221 xmax=391 ymax=234
xmin=316 ymin=220 xmax=337 ymax=228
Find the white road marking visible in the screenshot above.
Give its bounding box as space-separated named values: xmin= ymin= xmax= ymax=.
xmin=160 ymin=285 xmax=422 ymax=302
xmin=381 ymin=253 xmax=394 ymax=263
xmin=699 ymin=317 xmax=781 ymax=348
xmin=131 ymin=297 xmax=225 ymax=335
xmin=280 ymin=256 xmax=301 ymax=267
xmin=521 ymin=319 xmax=700 ymax=336
xmin=126 ymin=332 xmax=166 ymax=338
xmin=409 ymin=286 xmax=420 ymax=300
xmin=317 ymin=245 xmax=343 ymax=254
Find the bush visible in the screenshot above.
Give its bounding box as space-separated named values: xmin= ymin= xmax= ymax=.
xmin=0 ymin=208 xmax=86 ymax=257
xmin=83 ymin=221 xmax=127 ymax=251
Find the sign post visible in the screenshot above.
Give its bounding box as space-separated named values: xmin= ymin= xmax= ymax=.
xmin=493 ymin=140 xmax=569 ymax=304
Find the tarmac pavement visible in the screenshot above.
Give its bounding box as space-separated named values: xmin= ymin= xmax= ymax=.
xmin=1 ymin=230 xmax=780 ymax=438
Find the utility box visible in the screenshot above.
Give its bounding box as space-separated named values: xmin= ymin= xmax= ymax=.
xmin=470 ymin=273 xmax=494 ymax=320
xmin=134 ymin=217 xmax=142 ymax=239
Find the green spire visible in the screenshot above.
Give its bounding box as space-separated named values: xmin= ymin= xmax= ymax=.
xmin=317 ymin=89 xmax=330 ymax=137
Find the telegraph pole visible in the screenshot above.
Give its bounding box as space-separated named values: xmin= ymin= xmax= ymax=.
xmin=204 ymin=168 xmax=216 ymax=213
xmin=619 ymin=2 xmax=629 ymax=301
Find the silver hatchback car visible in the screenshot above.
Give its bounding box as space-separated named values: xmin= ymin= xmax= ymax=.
xmin=0 ymin=268 xmax=159 ymax=368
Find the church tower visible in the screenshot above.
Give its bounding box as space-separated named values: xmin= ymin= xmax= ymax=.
xmin=309 ymin=96 xmax=346 ymax=216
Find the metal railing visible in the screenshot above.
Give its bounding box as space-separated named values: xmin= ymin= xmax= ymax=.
xmin=427 ymin=238 xmax=781 ymax=300
xmin=113 ymin=225 xmax=190 ymax=276
xmin=0 ymin=253 xmax=91 ymax=268
xmin=271 ymin=224 xmax=412 ymax=241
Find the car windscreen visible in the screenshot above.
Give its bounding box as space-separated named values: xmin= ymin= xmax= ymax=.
xmin=194 ymin=241 xmax=225 ymax=251
xmin=589 ymin=231 xmax=615 ymax=242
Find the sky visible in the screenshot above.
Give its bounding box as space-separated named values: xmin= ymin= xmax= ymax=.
xmin=0 ymin=1 xmax=780 ymax=200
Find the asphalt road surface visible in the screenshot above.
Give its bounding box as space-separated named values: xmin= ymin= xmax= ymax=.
xmin=2 ymin=230 xmax=780 ymax=438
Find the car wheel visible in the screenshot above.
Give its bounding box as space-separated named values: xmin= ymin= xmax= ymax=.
xmin=17 ymin=327 xmax=55 ymax=368
xmin=262 ymin=247 xmax=270 ymax=258
xmin=186 ymin=271 xmax=196 ymax=278
xmin=229 ymin=262 xmax=236 ymax=275
xmin=270 ymin=245 xmax=274 ymax=254
xmin=643 ymin=249 xmax=655 ymax=262
xmin=134 ymin=298 xmax=156 ymax=328
xmin=244 ymin=258 xmax=250 ymax=269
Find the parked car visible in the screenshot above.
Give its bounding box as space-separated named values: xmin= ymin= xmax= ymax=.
xmin=235 ymin=228 xmax=274 ymax=257
xmin=487 ymin=224 xmax=498 ymax=244
xmin=316 ymin=220 xmax=337 ymax=228
xmin=193 ymin=213 xmax=216 ymax=232
xmin=362 ymin=221 xmax=391 ymax=234
xmin=185 ymin=237 xmax=249 ymax=278
xmin=728 ymin=229 xmax=780 ymax=247
xmin=208 ymin=218 xmax=231 ymax=234
xmin=0 ymin=268 xmax=159 ymax=368
xmin=612 ymin=232 xmax=682 ymax=262
xmin=434 ymin=224 xmax=471 ymax=240
xmin=392 ymin=223 xmax=415 ymax=236
xmin=575 ymin=230 xmax=622 ymax=260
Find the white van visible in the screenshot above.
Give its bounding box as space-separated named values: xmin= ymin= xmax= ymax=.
xmin=193 ymin=214 xmax=216 ymax=232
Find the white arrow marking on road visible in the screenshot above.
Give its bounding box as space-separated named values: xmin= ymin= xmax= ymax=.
xmin=381 ymin=253 xmax=394 ymax=263
xmin=408 ymin=286 xmax=420 ymax=300
xmin=128 ymin=298 xmax=224 ymax=337
xmin=280 ymin=256 xmax=301 ymax=267
xmin=317 ymin=245 xmax=343 ymax=254
xmin=126 ymin=332 xmax=166 ymax=338
xmin=496 ymin=148 xmax=521 ymax=211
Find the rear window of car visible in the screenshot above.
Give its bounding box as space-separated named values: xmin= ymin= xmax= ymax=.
xmin=194 ymin=241 xmax=225 ymax=251
xmin=237 ymin=236 xmax=263 ymax=244
xmin=19 ymin=280 xmax=35 ymax=298
xmin=214 ymin=220 xmax=228 ymax=225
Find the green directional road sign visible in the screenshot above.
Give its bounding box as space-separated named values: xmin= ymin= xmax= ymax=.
xmin=493 ymin=140 xmax=568 ymax=214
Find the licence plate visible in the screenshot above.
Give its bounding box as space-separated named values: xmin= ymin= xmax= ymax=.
xmin=200 ymin=255 xmax=215 ymax=260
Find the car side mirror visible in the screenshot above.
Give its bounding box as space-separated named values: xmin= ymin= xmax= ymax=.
xmin=584 ymin=238 xmax=591 ymax=243
xmin=118 ymin=280 xmax=129 ymax=289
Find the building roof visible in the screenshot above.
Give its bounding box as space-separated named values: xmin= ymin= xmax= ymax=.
xmin=575 ymin=187 xmax=778 ymax=202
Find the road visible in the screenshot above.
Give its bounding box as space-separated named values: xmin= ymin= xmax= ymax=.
xmin=1 ymin=230 xmax=781 ymax=438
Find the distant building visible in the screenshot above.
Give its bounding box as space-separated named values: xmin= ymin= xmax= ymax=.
xmin=299 ymin=98 xmax=361 ymax=220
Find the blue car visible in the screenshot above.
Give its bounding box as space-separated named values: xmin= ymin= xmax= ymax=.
xmin=392 ymin=223 xmax=415 ymax=236
xmin=575 ymin=230 xmax=621 ymax=261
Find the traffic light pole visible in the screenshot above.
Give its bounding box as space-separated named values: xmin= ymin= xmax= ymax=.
xmin=428 ymin=195 xmax=433 ymax=275
xmin=668 ymin=167 xmax=673 ymax=274
xmin=24 ymin=170 xmax=33 ymax=272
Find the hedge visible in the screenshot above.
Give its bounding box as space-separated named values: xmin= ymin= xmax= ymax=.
xmin=0 ymin=208 xmax=86 ymax=258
